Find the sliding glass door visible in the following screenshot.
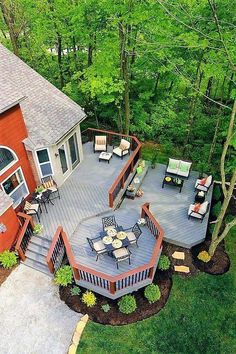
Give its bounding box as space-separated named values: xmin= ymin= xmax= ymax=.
xmin=68 ymin=133 xmax=80 ymax=169
xmin=58 ymin=144 xmax=69 ymax=174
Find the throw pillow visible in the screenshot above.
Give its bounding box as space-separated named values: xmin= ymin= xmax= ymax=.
xmin=193 ymin=203 xmax=201 ymax=213
xmin=199 ymin=177 xmax=207 ymax=185
xmin=168 ymin=159 xmax=178 ymax=170
xmin=179 ymin=162 xmax=190 ymax=173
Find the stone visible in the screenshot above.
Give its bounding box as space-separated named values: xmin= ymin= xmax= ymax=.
xmin=80 ymin=314 xmax=89 ymax=324
xmin=76 ymin=321 xmax=86 ymax=333
xmin=72 ymin=331 xmax=81 ymax=345
xmin=68 ymin=343 xmax=77 ymax=354
xmin=172 ymin=251 xmax=185 ymax=260
xmin=174 ymin=265 xmax=190 ymax=273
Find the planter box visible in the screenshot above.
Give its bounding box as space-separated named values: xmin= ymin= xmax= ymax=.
xmin=126 ymin=163 xmax=149 ymax=199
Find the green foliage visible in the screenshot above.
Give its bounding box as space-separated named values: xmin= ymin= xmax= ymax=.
xmin=70 ymin=286 xmax=81 ymax=296
xmin=54 ymin=265 xmax=73 ymax=287
xmin=35 ymin=185 xmax=44 ymax=193
xmin=101 ymin=304 xmax=110 ymax=313
xmin=144 ymin=284 xmax=161 ymax=304
xmin=82 ymin=291 xmax=97 ymax=307
xmin=213 ymin=185 xmax=222 ymax=201
xmin=33 ymin=224 xmax=43 ymax=234
xmin=0 ymin=250 xmax=17 ymax=269
xmin=208 ymin=223 xmax=215 ymax=235
xmin=212 ymin=201 xmax=222 ymax=218
xmin=118 ymin=295 xmax=137 ymax=314
xmin=158 ymin=255 xmax=171 ymax=271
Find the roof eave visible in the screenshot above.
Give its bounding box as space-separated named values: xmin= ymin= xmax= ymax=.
xmin=0 ymin=96 xmax=26 ymax=114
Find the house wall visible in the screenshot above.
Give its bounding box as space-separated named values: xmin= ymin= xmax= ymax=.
xmin=34 ymin=124 xmax=84 ymax=187
xmin=0 ymin=105 xmax=37 ymax=197
xmin=0 ymin=206 xmax=20 ymax=252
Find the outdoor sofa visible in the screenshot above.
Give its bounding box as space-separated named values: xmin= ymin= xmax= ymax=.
xmin=166 ymin=158 xmax=192 ymax=178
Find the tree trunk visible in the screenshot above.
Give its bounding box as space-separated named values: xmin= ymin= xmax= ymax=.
xmin=0 ymin=0 xmax=20 ymax=56
xmin=57 ymin=33 xmax=64 ymax=88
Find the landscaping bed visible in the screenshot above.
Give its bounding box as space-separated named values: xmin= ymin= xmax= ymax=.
xmin=60 ymin=270 xmax=172 ymax=325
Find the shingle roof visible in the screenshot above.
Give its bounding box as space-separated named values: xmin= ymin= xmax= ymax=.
xmin=0 ymin=44 xmax=86 ymax=149
xmin=0 ymin=189 xmax=13 ymax=216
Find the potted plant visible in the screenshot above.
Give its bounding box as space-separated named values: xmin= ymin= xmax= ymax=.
xmin=151 ymin=150 xmax=158 ymax=169
xmin=33 ymin=223 xmax=43 ymax=235
xmin=35 ymin=185 xmax=44 ymax=194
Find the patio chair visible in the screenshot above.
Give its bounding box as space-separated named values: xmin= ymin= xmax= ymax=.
xmin=93 ymin=135 xmax=107 ymax=153
xmin=41 ymin=175 xmax=60 ymax=200
xmin=113 ymin=138 xmax=130 ymax=159
xmin=102 ymin=215 xmax=118 ymax=232
xmin=23 ymin=200 xmax=42 ymax=222
xmin=195 ymin=175 xmax=212 ymax=193
xmin=166 ymin=158 xmax=192 ymax=179
xmin=112 ymin=247 xmax=131 ymax=269
xmin=124 ymin=223 xmax=142 ymax=247
xmin=87 ymin=236 xmax=107 ymax=261
xmin=188 ymin=201 xmax=209 ymax=223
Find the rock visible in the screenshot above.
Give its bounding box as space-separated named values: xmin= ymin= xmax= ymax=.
xmin=76 ymin=321 xmax=86 ymax=333
xmin=72 ymin=331 xmax=81 ymax=345
xmin=68 ymin=343 xmax=77 ymax=354
xmin=172 ymin=251 xmax=185 ymax=260
xmin=80 ymin=314 xmax=89 ymax=324
xmin=174 ymin=265 xmax=190 ymax=273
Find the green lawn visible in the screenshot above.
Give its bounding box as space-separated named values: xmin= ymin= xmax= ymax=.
xmin=77 ymin=230 xmax=236 ymax=354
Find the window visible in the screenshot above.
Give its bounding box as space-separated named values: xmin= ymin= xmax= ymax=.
xmin=1 ymin=168 xmax=29 ymax=207
xmin=0 ymin=147 xmax=17 ymax=175
xmin=58 ymin=144 xmax=68 ymax=174
xmin=36 ymin=149 xmax=53 ymax=177
xmin=68 ymin=133 xmax=80 ymax=168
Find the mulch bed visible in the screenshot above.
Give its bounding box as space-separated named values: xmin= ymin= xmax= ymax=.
xmin=60 ymin=270 xmax=172 ymax=325
xmin=0 ymin=264 xmax=18 ymax=286
xmin=191 ymin=240 xmax=230 ymax=275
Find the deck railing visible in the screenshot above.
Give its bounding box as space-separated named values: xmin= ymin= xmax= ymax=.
xmin=47 ymin=203 xmax=164 ymax=296
xmin=82 ymin=128 xmax=142 ymax=208
xmin=15 ymin=212 xmax=35 ymax=261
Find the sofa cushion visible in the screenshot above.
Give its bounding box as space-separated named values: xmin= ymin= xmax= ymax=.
xmin=119 ymin=139 xmax=130 ymax=151
xmin=205 ymin=175 xmax=212 ymax=187
xmin=199 ymin=201 xmax=208 ymax=215
xmin=168 ymin=158 xmax=179 ymax=170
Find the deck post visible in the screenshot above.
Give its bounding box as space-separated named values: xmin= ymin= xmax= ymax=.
xmin=73 ymin=268 xmax=80 ymax=280
xmin=131 ymin=160 xmax=134 ymax=173
xmin=47 ymin=259 xmax=54 ymax=274
xmin=109 ymin=193 xmax=113 ymax=208
xmin=148 ymin=267 xmax=154 ymax=279
xmin=141 ymin=202 xmax=150 ymax=218
xmin=121 ymin=176 xmax=125 ymax=189
xmin=109 ymin=281 xmax=116 ymax=295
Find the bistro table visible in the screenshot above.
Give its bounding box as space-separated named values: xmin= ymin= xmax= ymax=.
xmin=162 ymin=174 xmax=184 ymax=193
xmin=32 ymin=189 xmax=54 ymax=213
xmin=100 ymin=227 xmax=130 ymax=253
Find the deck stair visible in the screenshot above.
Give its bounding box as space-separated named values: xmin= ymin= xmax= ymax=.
xmin=21 ymin=235 xmax=53 ymax=277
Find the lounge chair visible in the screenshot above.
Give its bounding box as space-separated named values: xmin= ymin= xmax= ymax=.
xmin=195 ymin=175 xmax=212 ymax=193
xmin=112 ymin=247 xmax=131 ymax=269
xmin=113 ymin=139 xmax=130 ymax=159
xmin=188 ymin=201 xmax=209 ymax=222
xmin=102 ymin=215 xmax=118 ymax=231
xmin=87 ymin=236 xmax=107 ymax=261
xmin=24 ymin=200 xmax=42 ymax=222
xmin=93 ymin=135 xmax=107 ymax=153
xmin=166 ymin=158 xmax=192 ymax=178
xmin=41 ymin=175 xmax=60 ymax=200
xmin=124 ymin=223 xmax=142 ymax=247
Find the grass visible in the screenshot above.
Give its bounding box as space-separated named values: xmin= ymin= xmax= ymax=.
xmin=77 ymin=230 xmax=236 ymax=354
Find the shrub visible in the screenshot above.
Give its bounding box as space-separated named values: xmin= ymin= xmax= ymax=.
xmin=212 ymin=201 xmax=222 ymax=218
xmin=101 ymin=304 xmax=111 ymax=313
xmin=118 ymin=295 xmax=137 ymax=314
xmin=0 ymin=250 xmax=18 ymax=269
xmin=197 ymin=251 xmax=211 ymax=263
xmin=158 ymin=255 xmax=171 ymax=271
xmin=213 ymin=185 xmax=221 ymax=201
xmin=33 ymin=223 xmax=43 ymax=234
xmin=54 ymin=265 xmax=73 ymax=286
xmin=82 ymin=291 xmax=97 ymax=307
xmin=70 ymin=286 xmax=81 ymax=296
xmin=144 ymin=284 xmax=161 ymax=304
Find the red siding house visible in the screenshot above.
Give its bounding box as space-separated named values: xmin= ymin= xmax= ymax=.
xmin=0 ymin=44 xmax=86 ymax=252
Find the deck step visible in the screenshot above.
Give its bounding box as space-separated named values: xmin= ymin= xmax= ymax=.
xmin=21 ymin=258 xmax=52 ymax=277
xmin=174 ymin=265 xmax=190 ymax=273
xmin=25 ymin=249 xmax=47 ymax=265
xmin=172 ymin=251 xmax=185 ymax=260
xmin=30 ymin=235 xmax=51 ymax=249
xmin=27 ymin=242 xmax=48 ymax=257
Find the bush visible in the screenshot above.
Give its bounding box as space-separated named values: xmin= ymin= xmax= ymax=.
xmin=82 ymin=291 xmax=97 ymax=307
xmin=158 ymin=255 xmax=171 ymax=271
xmin=208 ymin=223 xmax=215 ymax=234
xmin=101 ymin=304 xmax=111 ymax=313
xmin=212 ymin=201 xmax=222 ymax=218
xmin=213 ymin=185 xmax=221 ymax=201
xmin=0 ymin=250 xmax=17 ymax=269
xmin=70 ymin=286 xmax=81 ymax=296
xmin=33 ymin=223 xmax=43 ymax=234
xmin=118 ymin=295 xmax=137 ymax=314
xmin=144 ymin=284 xmax=161 ymax=304
xmin=197 ymin=251 xmax=211 ymax=263
xmin=54 ymin=265 xmax=73 ymax=286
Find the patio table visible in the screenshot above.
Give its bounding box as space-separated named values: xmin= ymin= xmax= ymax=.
xmin=162 ymin=174 xmax=184 ymax=193
xmin=32 ymin=189 xmax=54 ymax=213
xmin=100 ymin=227 xmax=130 ymax=252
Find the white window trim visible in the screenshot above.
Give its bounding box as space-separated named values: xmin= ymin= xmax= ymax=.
xmin=0 ymin=167 xmax=29 ymax=208
xmin=35 ymin=147 xmax=54 ymax=178
xmin=0 ymin=145 xmax=18 ymax=176
xmin=68 ymin=132 xmax=80 ymax=168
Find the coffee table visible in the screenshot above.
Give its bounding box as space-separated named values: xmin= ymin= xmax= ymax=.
xmin=162 ymin=175 xmax=184 ymax=193
xmin=99 ymin=152 xmax=112 ymax=163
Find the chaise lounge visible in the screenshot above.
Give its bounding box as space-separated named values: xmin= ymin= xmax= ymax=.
xmin=188 ymin=201 xmax=209 ymax=222
xmin=195 ymin=175 xmax=212 ymax=193
xmin=166 ymin=158 xmax=192 ymax=179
